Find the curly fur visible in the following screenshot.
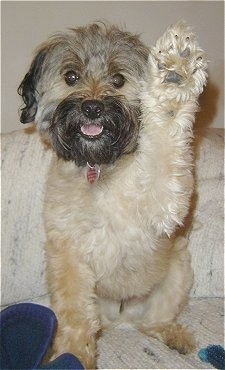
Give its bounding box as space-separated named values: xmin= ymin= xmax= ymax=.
xmin=18 ymin=21 xmax=208 ymax=368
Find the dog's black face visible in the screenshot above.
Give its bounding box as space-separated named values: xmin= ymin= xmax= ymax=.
xmin=18 ymin=24 xmax=149 ymax=166
xmin=50 ymin=95 xmax=140 ymax=166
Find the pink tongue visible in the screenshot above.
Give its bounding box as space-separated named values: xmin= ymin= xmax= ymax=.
xmin=81 ymin=124 xmax=103 ymax=136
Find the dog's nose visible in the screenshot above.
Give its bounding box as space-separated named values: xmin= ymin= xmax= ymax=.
xmin=81 ymin=100 xmax=104 ymax=120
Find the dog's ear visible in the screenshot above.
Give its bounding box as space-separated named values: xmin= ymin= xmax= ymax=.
xmin=18 ymin=49 xmax=47 ymax=123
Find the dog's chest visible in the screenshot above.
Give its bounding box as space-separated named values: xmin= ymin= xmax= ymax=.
xmin=45 ymin=159 xmax=163 ymax=297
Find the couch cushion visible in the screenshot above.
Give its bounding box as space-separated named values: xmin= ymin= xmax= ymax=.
xmin=97 ymin=298 xmax=224 ymax=369
xmin=1 ymin=130 xmax=52 ymax=306
xmin=1 ymin=128 xmax=224 ymax=306
xmin=189 ymin=129 xmax=224 ymax=297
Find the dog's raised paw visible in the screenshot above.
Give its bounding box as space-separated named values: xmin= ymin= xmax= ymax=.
xmin=149 ymin=20 xmax=208 ymax=100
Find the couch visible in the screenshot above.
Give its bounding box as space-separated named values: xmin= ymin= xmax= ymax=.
xmin=1 ymin=127 xmax=224 ymax=369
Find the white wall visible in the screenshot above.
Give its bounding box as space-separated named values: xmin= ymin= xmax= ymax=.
xmin=1 ymin=1 xmax=224 ymax=133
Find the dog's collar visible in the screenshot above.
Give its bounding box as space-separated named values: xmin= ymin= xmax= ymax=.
xmin=84 ymin=162 xmax=100 ymax=184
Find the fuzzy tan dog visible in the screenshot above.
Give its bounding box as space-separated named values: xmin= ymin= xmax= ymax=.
xmin=18 ymin=21 xmax=208 ymax=368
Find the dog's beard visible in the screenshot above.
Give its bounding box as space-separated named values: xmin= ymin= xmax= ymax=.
xmin=48 ymin=95 xmax=141 ymax=167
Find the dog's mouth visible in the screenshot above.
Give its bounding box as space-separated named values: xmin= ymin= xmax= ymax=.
xmin=80 ymin=124 xmax=104 ymax=139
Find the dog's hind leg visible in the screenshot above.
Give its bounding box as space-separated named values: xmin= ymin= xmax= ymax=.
xmin=46 ymin=242 xmax=100 ymax=369
xmin=140 ymin=20 xmax=208 ymax=237
xmin=135 ymin=237 xmax=195 ymax=354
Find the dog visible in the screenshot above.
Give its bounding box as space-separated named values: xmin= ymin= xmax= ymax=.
xmin=18 ymin=21 xmax=208 ymax=368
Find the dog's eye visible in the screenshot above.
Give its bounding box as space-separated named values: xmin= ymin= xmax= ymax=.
xmin=64 ymin=71 xmax=80 ymax=86
xmin=111 ymin=74 xmax=125 ymax=88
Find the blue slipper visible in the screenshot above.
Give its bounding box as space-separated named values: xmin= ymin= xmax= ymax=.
xmin=198 ymin=345 xmax=225 ymax=370
xmin=0 ymin=303 xmax=84 ymax=369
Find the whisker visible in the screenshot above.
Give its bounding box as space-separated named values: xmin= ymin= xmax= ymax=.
xmin=53 ymin=128 xmax=71 ymax=152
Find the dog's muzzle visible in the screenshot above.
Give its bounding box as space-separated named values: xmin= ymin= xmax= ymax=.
xmin=49 ymin=95 xmax=140 ymax=167
xmin=80 ymin=100 xmax=104 ymax=139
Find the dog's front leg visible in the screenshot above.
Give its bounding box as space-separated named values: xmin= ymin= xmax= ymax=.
xmin=47 ymin=242 xmax=100 ymax=369
xmin=140 ymin=20 xmax=208 ymax=236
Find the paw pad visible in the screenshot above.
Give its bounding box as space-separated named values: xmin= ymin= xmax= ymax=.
xmin=180 ymin=47 xmax=190 ymax=58
xmin=149 ymin=20 xmax=208 ymax=98
xmin=165 ymin=71 xmax=183 ymax=84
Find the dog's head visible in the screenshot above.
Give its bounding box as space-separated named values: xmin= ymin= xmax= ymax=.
xmin=18 ymin=23 xmax=149 ymax=166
